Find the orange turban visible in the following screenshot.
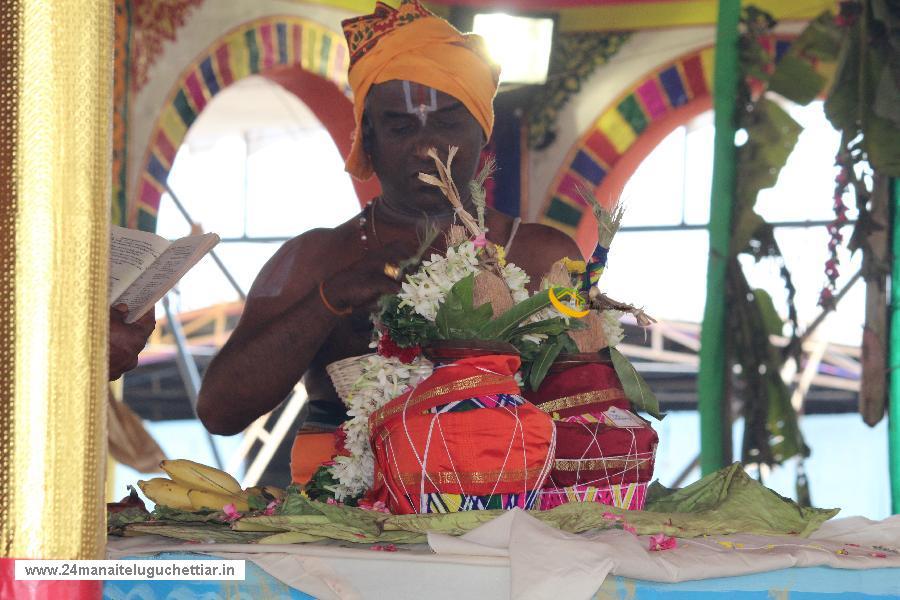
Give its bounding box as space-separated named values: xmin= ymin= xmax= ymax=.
xmin=341 ymin=1 xmax=500 ymax=180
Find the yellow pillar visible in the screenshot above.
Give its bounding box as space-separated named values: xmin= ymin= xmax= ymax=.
xmin=0 ymin=0 xmax=113 ymax=559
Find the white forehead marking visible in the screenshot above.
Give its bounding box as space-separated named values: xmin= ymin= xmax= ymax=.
xmin=402 ymin=80 xmax=438 ymax=126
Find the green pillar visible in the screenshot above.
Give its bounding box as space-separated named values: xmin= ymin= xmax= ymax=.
xmin=890 ymin=178 xmax=900 ymax=514
xmin=699 ymin=0 xmax=741 ymax=476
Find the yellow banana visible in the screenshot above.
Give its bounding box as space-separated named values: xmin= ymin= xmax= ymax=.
xmin=244 ymin=485 xmax=266 ymax=497
xmin=137 ymin=478 xmax=193 ymax=511
xmin=245 ymin=485 xmax=285 ymax=502
xmin=160 ymin=459 xmax=242 ymax=496
xmin=187 ymin=489 xmax=249 ymax=512
xmin=263 ymin=486 xmax=285 ymax=501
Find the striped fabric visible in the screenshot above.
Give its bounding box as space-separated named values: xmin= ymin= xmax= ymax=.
xmin=539 ymin=482 xmax=648 ymax=511
xmin=420 ymin=491 xmax=539 ymax=513
xmin=429 ymin=393 xmax=526 ymax=414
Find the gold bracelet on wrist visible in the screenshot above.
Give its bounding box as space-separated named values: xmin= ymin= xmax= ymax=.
xmin=318 ymin=281 xmax=352 ymax=316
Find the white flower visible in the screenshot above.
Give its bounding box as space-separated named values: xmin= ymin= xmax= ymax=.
xmin=328 ymin=354 xmax=433 ymax=500
xmin=500 ymin=262 xmax=530 ymax=303
xmin=396 ymin=241 xmax=530 ymax=322
xmin=513 ymin=372 xmax=524 ymax=388
xmin=397 ymin=241 xmax=480 ymax=320
xmin=601 ymin=310 xmax=625 ymax=347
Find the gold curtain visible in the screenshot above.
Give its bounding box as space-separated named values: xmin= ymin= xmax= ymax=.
xmin=0 ymin=0 xmax=113 ymax=559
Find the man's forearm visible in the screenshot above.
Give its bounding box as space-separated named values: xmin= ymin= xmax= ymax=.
xmin=197 ymin=291 xmax=338 ymax=435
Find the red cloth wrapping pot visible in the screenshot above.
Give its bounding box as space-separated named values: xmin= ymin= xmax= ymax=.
xmin=550 ymin=420 xmax=657 ymax=487
xmin=525 ymin=362 xmax=657 ymax=491
xmin=368 ymin=355 xmax=555 ymax=514
xmin=525 ymin=362 xmax=630 ymax=419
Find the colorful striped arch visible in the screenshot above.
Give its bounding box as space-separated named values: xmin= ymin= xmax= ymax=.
xmin=541 ymin=39 xmax=796 ymax=254
xmin=132 ymin=16 xmax=350 ymax=231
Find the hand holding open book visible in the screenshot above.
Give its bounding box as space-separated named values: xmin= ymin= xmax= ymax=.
xmin=109 ymin=225 xmax=220 ymax=323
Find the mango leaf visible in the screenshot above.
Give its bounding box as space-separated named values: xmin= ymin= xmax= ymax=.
xmin=507 ymin=317 xmax=575 ymax=340
xmin=752 ymin=288 xmax=784 ymax=336
xmin=528 ymin=336 xmax=567 ymax=392
xmin=435 ymin=274 xmax=494 ymax=339
xmin=477 ymin=289 xmax=554 ymax=341
xmin=610 ymin=347 xmax=662 ymax=419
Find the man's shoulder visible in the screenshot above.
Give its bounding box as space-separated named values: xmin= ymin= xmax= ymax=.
xmin=516 ymin=222 xmax=583 ymax=260
xmin=276 ymin=224 xmax=349 ymax=257
xmin=246 ymin=222 xmax=356 ymax=300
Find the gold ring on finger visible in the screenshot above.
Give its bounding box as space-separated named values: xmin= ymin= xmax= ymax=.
xmin=383 ymin=262 xmax=402 ymax=281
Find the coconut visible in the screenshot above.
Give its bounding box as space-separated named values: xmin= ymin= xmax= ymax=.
xmin=473 ymin=270 xmax=515 ymax=318
xmin=542 ymin=259 xmax=573 ymax=288
xmin=567 ymin=311 xmax=609 ymax=353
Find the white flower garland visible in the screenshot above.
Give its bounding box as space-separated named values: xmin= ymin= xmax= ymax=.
xmin=600 ymin=310 xmax=625 ymax=347
xmin=397 ymin=240 xmax=529 ymax=321
xmin=330 ymin=354 xmax=433 ymax=500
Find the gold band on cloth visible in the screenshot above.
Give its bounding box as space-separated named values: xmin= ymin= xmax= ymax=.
xmin=0 ymin=0 xmax=113 ymax=559
xmin=370 ymin=373 xmax=512 ymax=431
xmin=553 ymin=457 xmax=653 ymax=472
xmin=536 ymin=388 xmax=627 ymax=414
xmin=397 ymin=465 xmax=547 ymax=487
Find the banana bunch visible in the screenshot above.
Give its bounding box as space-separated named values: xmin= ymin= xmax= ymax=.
xmin=137 ymin=459 xmax=284 ymax=513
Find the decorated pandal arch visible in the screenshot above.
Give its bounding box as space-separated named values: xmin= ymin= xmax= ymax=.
xmin=130 ymin=14 xmax=381 ymax=233
xmin=541 ymin=45 xmax=719 ymax=253
xmin=540 ymin=33 xmax=834 ymax=255
xmin=3 ymin=0 xmax=900 ymax=598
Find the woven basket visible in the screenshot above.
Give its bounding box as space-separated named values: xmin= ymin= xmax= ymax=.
xmin=325 ymin=353 xmax=376 ymax=404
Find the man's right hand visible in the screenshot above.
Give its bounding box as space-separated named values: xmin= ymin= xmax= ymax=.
xmin=319 ymin=242 xmax=414 ymax=313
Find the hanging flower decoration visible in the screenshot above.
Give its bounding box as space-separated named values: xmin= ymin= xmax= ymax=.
xmin=819 ymin=155 xmax=851 ymax=309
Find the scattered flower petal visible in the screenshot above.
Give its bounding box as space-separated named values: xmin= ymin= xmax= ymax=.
xmin=359 ymin=499 xmax=391 ymax=514
xmin=649 ymin=533 xmax=677 ymax=552
xmin=222 ymin=503 xmax=242 ymax=522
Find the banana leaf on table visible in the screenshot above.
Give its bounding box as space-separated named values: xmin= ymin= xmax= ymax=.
xmin=117 ymin=464 xmax=838 ymax=545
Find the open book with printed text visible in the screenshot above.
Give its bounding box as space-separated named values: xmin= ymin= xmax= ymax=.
xmin=109 ymin=225 xmax=220 ymax=323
